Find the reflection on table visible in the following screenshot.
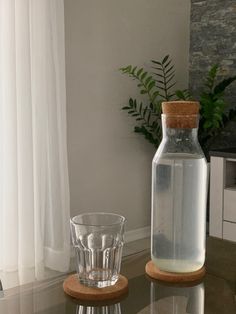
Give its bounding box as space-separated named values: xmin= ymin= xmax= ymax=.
xmin=76 ymin=302 xmax=121 ymax=314
xmin=138 ymin=280 xmax=204 ymax=314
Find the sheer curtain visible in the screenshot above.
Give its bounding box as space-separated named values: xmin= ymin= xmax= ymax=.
xmin=0 ymin=0 xmax=70 ymax=288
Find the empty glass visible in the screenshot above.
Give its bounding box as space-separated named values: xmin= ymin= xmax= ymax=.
xmin=70 ymin=212 xmax=126 ymax=288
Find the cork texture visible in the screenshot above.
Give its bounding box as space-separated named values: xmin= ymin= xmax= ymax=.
xmin=63 ymin=274 xmax=128 ymax=301
xmin=162 ymin=101 xmax=199 ymax=128
xmin=145 ymin=260 xmax=206 ymax=283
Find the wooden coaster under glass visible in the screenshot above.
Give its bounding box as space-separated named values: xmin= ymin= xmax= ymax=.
xmin=63 ymin=274 xmax=128 ymax=301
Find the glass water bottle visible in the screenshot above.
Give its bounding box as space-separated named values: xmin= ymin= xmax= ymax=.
xmin=151 ymin=101 xmax=208 ymax=273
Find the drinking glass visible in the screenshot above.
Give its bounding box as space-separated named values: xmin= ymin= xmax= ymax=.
xmin=70 ymin=212 xmax=126 ymax=288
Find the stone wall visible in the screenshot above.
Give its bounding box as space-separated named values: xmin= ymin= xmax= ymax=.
xmin=190 ymin=0 xmax=236 ymax=149
xmin=190 ymin=0 xmax=236 ymax=101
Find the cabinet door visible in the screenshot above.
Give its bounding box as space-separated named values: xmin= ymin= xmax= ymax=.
xmin=209 ymin=157 xmax=225 ymax=238
xmin=224 ymin=188 xmax=236 ymax=223
xmin=223 ymin=221 xmax=236 ymax=242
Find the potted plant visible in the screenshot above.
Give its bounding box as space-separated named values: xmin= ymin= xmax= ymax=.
xmin=119 ymin=55 xmax=236 ymax=159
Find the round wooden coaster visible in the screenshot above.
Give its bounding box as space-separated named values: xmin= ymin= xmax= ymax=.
xmin=145 ymin=260 xmax=206 ymax=283
xmin=63 ymin=274 xmax=128 ymax=301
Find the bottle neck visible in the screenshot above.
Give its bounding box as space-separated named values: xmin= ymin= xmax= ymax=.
xmin=163 ymin=127 xmax=198 ymax=142
xmin=161 ymin=114 xmax=199 ymax=142
xmin=160 ymin=114 xmax=203 ymax=156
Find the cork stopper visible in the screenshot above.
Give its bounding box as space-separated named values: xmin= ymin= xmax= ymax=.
xmin=162 ymin=101 xmax=200 ymax=128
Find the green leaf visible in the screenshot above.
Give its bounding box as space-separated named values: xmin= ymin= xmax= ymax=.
xmin=134 ymin=126 xmax=142 ymax=133
xmin=183 ymin=89 xmax=192 ymax=100
xmin=141 ymin=72 xmax=147 ymax=80
xmin=213 ymin=120 xmax=220 ymax=128
xmin=143 ymin=107 xmax=147 ymax=118
xmin=209 ymin=64 xmax=218 ymax=78
xmin=152 ymin=66 xmax=163 ymax=72
xmin=153 ymin=72 xmax=165 ymax=78
xmin=162 ymin=55 xmax=169 ymax=64
xmin=166 ymin=82 xmax=176 ymax=90
xmin=204 ymin=121 xmax=212 ymax=129
xmin=213 ymin=112 xmax=223 ymax=121
xmin=129 ymin=98 xmax=133 ymax=106
xmin=148 ymin=81 xmax=156 ymax=91
xmin=166 ymin=74 xmax=175 ymax=85
xmin=145 ymin=76 xmax=152 ymax=85
xmin=165 ymin=71 xmax=175 ymax=79
xmin=151 ymin=60 xmax=162 ymax=66
xmin=175 ymin=90 xmax=186 ymax=100
xmin=214 ymin=76 xmax=236 ymax=94
xmin=156 ymin=85 xmax=167 ymax=91
xmin=155 ymin=124 xmax=160 ymax=131
xmin=152 ymin=91 xmax=159 ymax=100
xmin=164 ymin=60 xmax=172 ymax=69
xmin=122 ymin=106 xmax=130 ymax=110
xmin=155 ymin=80 xmax=165 ymax=85
xmin=137 ymin=68 xmax=143 ymax=76
xmin=140 ymin=90 xmax=148 ymax=94
xmin=123 ymin=65 xmax=132 ymax=73
xmin=214 ymin=99 xmax=225 ymax=109
xmin=167 ymin=93 xmax=175 ymax=99
xmin=205 ymin=64 xmax=219 ymax=91
xmin=165 ymin=65 xmax=174 ymax=74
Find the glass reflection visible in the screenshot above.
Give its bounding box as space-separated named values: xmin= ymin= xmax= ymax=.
xmin=150 ymin=281 xmax=204 ymax=314
xmin=76 ymin=302 xmax=121 ymax=314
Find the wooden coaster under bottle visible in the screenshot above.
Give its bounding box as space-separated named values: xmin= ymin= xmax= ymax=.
xmin=145 ymin=260 xmax=206 ymax=283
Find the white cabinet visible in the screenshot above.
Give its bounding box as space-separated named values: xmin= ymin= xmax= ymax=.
xmin=223 ymin=221 xmax=236 ymax=242
xmin=209 ymin=155 xmax=236 ymax=242
xmin=224 ymin=188 xmax=236 ymax=222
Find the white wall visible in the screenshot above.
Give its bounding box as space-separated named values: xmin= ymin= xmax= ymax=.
xmin=64 ymin=0 xmax=191 ymax=231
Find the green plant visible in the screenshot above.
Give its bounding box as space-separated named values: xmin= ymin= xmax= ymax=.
xmin=199 ymin=65 xmax=236 ymax=154
xmin=120 ymin=55 xmax=188 ymax=147
xmin=120 ymin=56 xmax=236 ymax=155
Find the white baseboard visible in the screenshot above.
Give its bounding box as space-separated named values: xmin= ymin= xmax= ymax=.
xmin=125 ymin=226 xmax=151 ymax=243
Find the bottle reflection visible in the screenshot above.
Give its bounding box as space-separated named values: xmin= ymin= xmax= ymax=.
xmin=150 ymin=281 xmax=204 ymax=314
xmin=76 ymin=302 xmax=121 ymax=314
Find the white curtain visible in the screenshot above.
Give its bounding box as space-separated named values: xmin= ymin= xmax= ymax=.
xmin=0 ymin=0 xmax=70 ymax=288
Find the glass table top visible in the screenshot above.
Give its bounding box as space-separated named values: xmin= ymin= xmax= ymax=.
xmin=0 ymin=237 xmax=235 ymax=314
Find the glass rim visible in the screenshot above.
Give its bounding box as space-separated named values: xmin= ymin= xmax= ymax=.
xmin=70 ymin=212 xmax=126 ymax=227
